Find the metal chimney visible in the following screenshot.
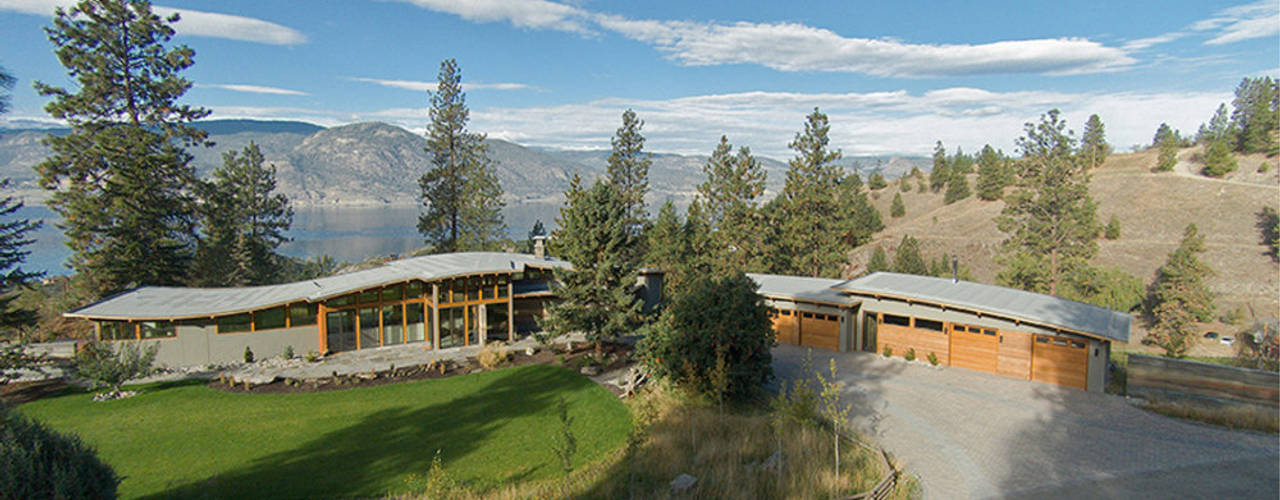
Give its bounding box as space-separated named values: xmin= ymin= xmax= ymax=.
xmin=952 ymin=256 xmax=959 ymax=283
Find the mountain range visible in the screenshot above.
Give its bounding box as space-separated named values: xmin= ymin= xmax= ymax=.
xmin=0 ymin=119 xmax=928 ymax=208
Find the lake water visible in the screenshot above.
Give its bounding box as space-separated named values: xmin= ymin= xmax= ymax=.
xmin=20 ymin=202 xmax=562 ymax=276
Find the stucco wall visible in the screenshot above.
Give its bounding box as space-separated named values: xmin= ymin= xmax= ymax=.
xmin=120 ymin=322 xmax=320 ymax=367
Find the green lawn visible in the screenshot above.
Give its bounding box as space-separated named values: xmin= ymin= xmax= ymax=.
xmin=17 ymin=364 xmax=631 ymax=499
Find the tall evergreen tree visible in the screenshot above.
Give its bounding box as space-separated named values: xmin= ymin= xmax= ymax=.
xmin=840 ymin=172 xmax=883 ymax=249
xmin=35 ymin=0 xmax=209 ymax=297
xmin=191 ymin=142 xmax=293 ymax=286
xmin=867 ymin=171 xmax=888 ymax=190
xmin=975 ymin=144 xmax=1008 ymax=201
xmin=929 ymin=141 xmax=950 ymax=192
xmin=950 ymin=146 xmax=973 ymax=175
xmin=545 ymin=176 xmax=643 ymax=354
xmin=1152 ymin=123 xmax=1179 ymax=172
xmin=697 ymin=136 xmax=766 ymax=273
xmin=1146 ymin=224 xmax=1215 ymax=322
xmin=646 ymin=201 xmax=686 ymax=274
xmin=890 ymin=192 xmax=906 ymax=217
xmin=1197 ymin=103 xmax=1234 ymax=144
xmin=1231 ymin=76 xmax=1280 ymax=154
xmin=607 ymin=109 xmax=652 ymax=224
xmin=771 ymin=108 xmax=852 ymax=278
xmin=996 ymin=109 xmax=1100 ymax=296
xmin=1202 ymin=138 xmax=1238 ymax=178
xmin=418 ymin=58 xmax=505 ymax=253
xmin=891 ymin=235 xmax=927 ymax=275
xmin=0 ymin=68 xmax=43 ymax=331
xmin=944 ymin=169 xmax=971 ymax=204
xmin=866 ymin=246 xmax=889 ymax=274
xmin=1079 ymin=114 xmax=1109 ymax=169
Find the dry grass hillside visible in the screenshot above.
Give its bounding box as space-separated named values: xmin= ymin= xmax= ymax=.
xmin=855 ymin=147 xmax=1279 ymax=349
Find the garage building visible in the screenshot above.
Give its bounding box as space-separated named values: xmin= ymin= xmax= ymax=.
xmin=752 ymin=272 xmax=1131 ymax=392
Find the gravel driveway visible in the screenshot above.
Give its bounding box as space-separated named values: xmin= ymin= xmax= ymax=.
xmin=771 ymin=344 xmax=1279 ymax=499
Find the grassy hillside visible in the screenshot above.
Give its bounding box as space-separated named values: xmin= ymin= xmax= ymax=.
xmin=856 ymin=147 xmax=1279 ymax=349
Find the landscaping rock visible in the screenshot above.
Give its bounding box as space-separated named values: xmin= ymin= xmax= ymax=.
xmin=580 ymin=365 xmax=600 ymax=376
xmin=92 ymin=390 xmax=137 ymax=402
xmin=670 ymin=473 xmax=697 ymax=494
xmin=525 ymin=346 xmax=537 ymax=356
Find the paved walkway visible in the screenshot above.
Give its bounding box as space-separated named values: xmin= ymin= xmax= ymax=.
xmin=772 ymin=345 xmax=1279 ymax=499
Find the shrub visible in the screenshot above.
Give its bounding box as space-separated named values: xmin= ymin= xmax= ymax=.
xmin=638 ymin=272 xmax=774 ymax=401
xmin=904 ymin=348 xmax=916 ymax=362
xmin=0 ymin=405 xmax=119 ymax=499
xmin=1104 ymin=215 xmax=1121 ymax=239
xmin=868 ymin=172 xmax=887 ymax=190
xmin=244 ymin=346 xmax=254 ymax=363
xmin=477 ymin=342 xmax=511 ymax=370
xmin=75 ymin=342 xmax=157 ymax=394
xmin=890 ymin=192 xmax=906 ymax=218
xmin=283 ymin=345 xmax=294 ymax=359
xmin=1061 ymin=265 xmax=1145 ymax=312
xmin=304 ymin=351 xmax=319 ymax=363
xmin=882 ymin=345 xmax=892 ymax=357
xmin=927 ymin=352 xmax=939 ymax=366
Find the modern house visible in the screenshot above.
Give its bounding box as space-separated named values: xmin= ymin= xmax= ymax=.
xmin=751 ymin=272 xmax=1131 ymax=392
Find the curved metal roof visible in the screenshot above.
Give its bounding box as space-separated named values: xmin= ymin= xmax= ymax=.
xmin=66 ymin=252 xmax=571 ymax=321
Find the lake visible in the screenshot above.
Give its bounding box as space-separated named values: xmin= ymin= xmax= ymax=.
xmin=20 ymin=202 xmax=563 ymax=276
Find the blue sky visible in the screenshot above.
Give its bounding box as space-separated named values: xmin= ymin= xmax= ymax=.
xmin=0 ymin=0 xmax=1276 ymax=158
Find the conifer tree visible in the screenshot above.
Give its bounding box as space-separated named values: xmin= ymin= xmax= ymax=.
xmin=35 ymin=0 xmax=209 ymax=297
xmin=418 ymin=58 xmax=505 ymax=253
xmin=890 ymin=192 xmax=906 ymax=217
xmin=1104 ymin=215 xmax=1121 ymax=240
xmin=697 ymin=136 xmax=766 ymax=273
xmin=841 ymin=172 xmax=883 ymax=249
xmin=772 ymin=108 xmax=852 ymax=278
xmin=1231 ymin=76 xmax=1279 ymax=154
xmin=1152 ymin=123 xmax=1179 ymax=172
xmin=866 ymin=246 xmax=889 ymax=273
xmin=646 ymin=201 xmax=686 ymax=274
xmin=607 ymin=109 xmax=652 ymax=224
xmin=1197 ymin=103 xmax=1234 ymax=145
xmin=545 ymin=176 xmax=642 ymax=354
xmin=867 ymin=171 xmax=888 ymax=190
xmin=944 ymin=169 xmax=970 ymax=204
xmin=1202 ymin=138 xmax=1237 ymax=177
xmin=524 ymin=220 xmax=546 ymax=254
xmin=899 ymin=175 xmax=911 ymax=192
xmin=1079 ymin=114 xmax=1109 ymax=169
xmin=0 ymin=68 xmax=43 ymax=330
xmin=950 ymin=146 xmax=973 ymax=175
xmin=996 ymin=109 xmax=1100 ymax=296
xmin=929 ymin=141 xmax=950 ymax=192
xmin=891 ymin=235 xmax=927 ymax=275
xmin=192 ymin=142 xmax=293 ymax=286
xmin=1146 ymin=224 xmax=1215 ymax=323
xmin=975 ymin=144 xmax=1008 ymax=201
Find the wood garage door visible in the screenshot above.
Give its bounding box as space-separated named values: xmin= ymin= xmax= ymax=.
xmin=799 ymin=312 xmax=840 ymax=351
xmin=771 ymin=309 xmax=798 ymax=345
xmin=1031 ymin=335 xmax=1089 ymax=390
xmin=876 ymin=314 xmax=950 ymax=365
xmin=950 ymin=324 xmax=998 ymax=373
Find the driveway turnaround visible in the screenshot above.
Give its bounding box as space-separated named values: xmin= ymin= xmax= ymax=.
xmin=771 ymin=345 xmax=1279 ymax=499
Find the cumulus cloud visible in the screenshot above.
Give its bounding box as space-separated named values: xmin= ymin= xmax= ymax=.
xmin=390 ymin=0 xmax=591 ymax=34
xmin=201 ymin=83 xmax=309 ymax=96
xmin=348 ymin=77 xmax=533 ymax=92
xmin=0 ymin=0 xmax=305 ymax=45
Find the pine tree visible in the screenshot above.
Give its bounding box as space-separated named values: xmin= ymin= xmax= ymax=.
xmin=944 ymin=170 xmax=970 ymax=204
xmin=866 ymin=246 xmax=889 ymax=273
xmin=0 ymin=68 xmax=43 ymax=331
xmin=890 ymin=192 xmax=906 ymax=217
xmin=1146 ymin=224 xmax=1215 ymax=323
xmin=1198 ymin=103 xmax=1234 ymax=145
xmin=975 ymin=144 xmax=1007 ymax=201
xmin=697 ymin=136 xmax=766 ymax=273
xmin=929 ymin=141 xmax=950 ymax=192
xmin=868 ymin=171 xmax=888 ymax=190
xmin=1202 ymin=138 xmax=1238 ymax=177
xmin=1231 ymin=76 xmax=1280 ymax=154
xmin=772 ymin=108 xmax=852 ymax=277
xmin=950 ymin=146 xmax=973 ymax=175
xmin=646 ymin=201 xmax=686 ymax=274
xmin=192 ymin=142 xmax=293 ymax=286
xmin=840 ymin=172 xmax=883 ymax=249
xmin=1152 ymin=123 xmax=1179 ymax=172
xmin=418 ymin=58 xmax=505 ymax=253
xmin=891 ymin=235 xmax=927 ymax=275
xmin=545 ymin=176 xmax=642 ymax=354
xmin=35 ymin=0 xmax=209 ymax=297
xmin=1079 ymin=114 xmax=1109 ymax=169
xmin=899 ymin=175 xmax=911 ymax=192
xmin=608 ymin=109 xmax=652 ymax=224
xmin=996 ymin=109 xmax=1100 ymax=295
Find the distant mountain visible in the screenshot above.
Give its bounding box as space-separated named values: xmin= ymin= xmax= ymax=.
xmin=0 ymin=118 xmax=929 ymax=208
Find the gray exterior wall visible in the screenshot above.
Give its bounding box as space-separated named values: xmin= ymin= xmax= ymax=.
xmin=119 ymin=322 xmax=320 ymax=367
xmin=852 ymin=295 xmax=1110 ymax=392
xmin=762 ymin=298 xmax=855 ymax=352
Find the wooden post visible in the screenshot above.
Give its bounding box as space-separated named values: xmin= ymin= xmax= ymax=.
xmin=318 ymin=303 xmax=328 ymax=353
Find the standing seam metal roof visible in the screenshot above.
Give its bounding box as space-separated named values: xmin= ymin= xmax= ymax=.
xmin=747 ymin=273 xmax=859 ymax=307
xmin=837 ymin=272 xmax=1132 ymax=342
xmin=66 ymin=252 xmax=571 ymax=320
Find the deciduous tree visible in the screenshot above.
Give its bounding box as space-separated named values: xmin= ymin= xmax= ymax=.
xmin=418 ymin=58 xmax=505 ymax=253
xmin=35 ymin=0 xmax=209 ymax=297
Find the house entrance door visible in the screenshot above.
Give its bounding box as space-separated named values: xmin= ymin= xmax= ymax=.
xmin=325 ymin=310 xmax=357 ymax=353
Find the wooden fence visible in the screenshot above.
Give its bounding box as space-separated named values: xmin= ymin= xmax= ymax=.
xmin=1127 ymin=354 xmax=1279 ymax=408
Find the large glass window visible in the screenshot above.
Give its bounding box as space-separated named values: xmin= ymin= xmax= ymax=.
xmin=289 ymin=303 xmax=318 ymax=326
xmin=382 ymin=284 xmax=403 ymax=302
xmin=254 ymin=307 xmax=287 ymax=331
xmin=406 ymin=302 xmax=427 ymax=344
xmin=359 ymin=289 xmax=380 ymax=305
xmin=485 ymin=303 xmax=508 ymax=342
xmin=139 ymin=321 xmax=175 ymax=339
xmin=467 ymin=277 xmax=481 ymax=301
xmin=439 ymin=306 xmax=463 ymax=348
xmin=450 ymin=279 xmax=465 ymax=304
xmin=326 ymin=294 xmax=355 ymax=307
xmin=406 ymin=280 xmax=425 ymax=299
xmin=382 ymin=304 xmax=403 ymax=345
xmin=100 ymin=321 xmax=134 ymax=340
xmin=497 ymin=276 xmax=509 ymax=298
xmin=358 ymin=307 xmax=380 ymax=348
xmin=481 ymin=276 xmax=495 ymax=300
xmin=218 ymin=314 xmax=252 ymax=334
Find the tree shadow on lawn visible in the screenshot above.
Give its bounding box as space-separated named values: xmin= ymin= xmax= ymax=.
xmin=141 ymin=366 xmax=599 ymax=500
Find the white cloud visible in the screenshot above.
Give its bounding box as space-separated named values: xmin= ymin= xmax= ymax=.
xmin=0 ymin=0 xmax=305 ymax=45
xmin=1126 ymin=0 xmax=1278 ymax=50
xmin=1123 ymin=32 xmax=1187 ymax=51
xmin=348 ymin=77 xmax=533 ymax=92
xmin=390 ymin=0 xmax=591 ymax=34
xmin=201 ymin=83 xmax=308 ymax=96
